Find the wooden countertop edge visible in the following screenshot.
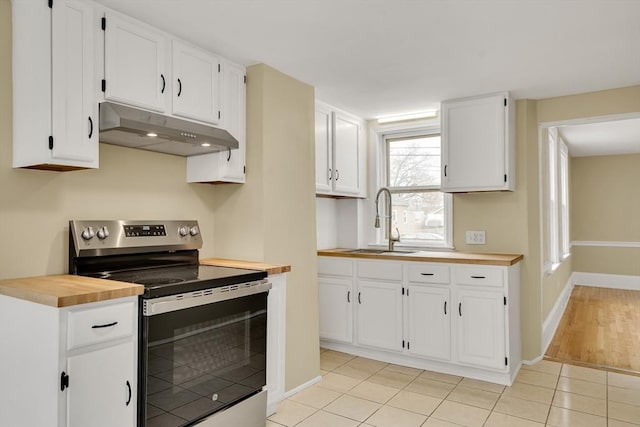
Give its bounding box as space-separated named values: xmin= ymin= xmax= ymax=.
xmin=0 ymin=275 xmax=144 ymax=308
xmin=200 ymin=258 xmax=292 ymax=275
xmin=317 ymin=249 xmax=524 ymax=266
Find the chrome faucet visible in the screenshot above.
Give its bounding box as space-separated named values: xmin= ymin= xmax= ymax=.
xmin=374 ymin=187 xmax=400 ymax=251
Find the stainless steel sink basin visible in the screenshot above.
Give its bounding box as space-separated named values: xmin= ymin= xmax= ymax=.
xmin=346 ymin=249 xmax=386 ymax=254
xmin=346 ymin=249 xmax=416 ymax=255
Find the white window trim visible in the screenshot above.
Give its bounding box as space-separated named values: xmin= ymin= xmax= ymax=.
xmin=368 ymin=120 xmax=454 ymax=250
xmin=542 ymin=127 xmax=570 ymax=275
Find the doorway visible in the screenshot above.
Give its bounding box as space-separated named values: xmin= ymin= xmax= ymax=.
xmin=541 ymin=114 xmax=640 ymax=374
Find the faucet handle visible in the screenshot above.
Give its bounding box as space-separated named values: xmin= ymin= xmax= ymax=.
xmin=391 ymin=227 xmax=401 ymax=242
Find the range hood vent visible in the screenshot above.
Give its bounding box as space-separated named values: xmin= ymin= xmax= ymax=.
xmin=99 ymin=102 xmax=239 ymax=157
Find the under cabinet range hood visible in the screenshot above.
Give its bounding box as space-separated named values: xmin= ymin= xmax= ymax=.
xmin=99 ymin=102 xmax=239 ymax=157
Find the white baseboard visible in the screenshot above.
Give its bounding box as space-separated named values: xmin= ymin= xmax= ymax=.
xmin=542 ymin=276 xmax=574 ymax=354
xmin=522 ymin=355 xmax=544 ymax=366
xmin=282 ymin=375 xmax=322 ymax=400
xmin=572 ymin=272 xmax=640 ymax=291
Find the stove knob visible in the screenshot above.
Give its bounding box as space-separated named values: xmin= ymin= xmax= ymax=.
xmin=189 ymin=226 xmax=199 ymax=236
xmin=81 ymin=226 xmax=95 ymax=240
xmin=97 ymin=226 xmax=110 ymax=240
xmin=178 ymin=226 xmax=189 ymax=237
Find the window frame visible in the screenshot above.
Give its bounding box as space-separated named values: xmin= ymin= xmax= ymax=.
xmin=544 ymin=127 xmax=570 ymax=273
xmin=371 ymin=121 xmax=453 ymax=250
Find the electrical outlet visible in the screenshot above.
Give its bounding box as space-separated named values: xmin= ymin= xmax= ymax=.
xmin=466 ymin=230 xmax=486 ymax=244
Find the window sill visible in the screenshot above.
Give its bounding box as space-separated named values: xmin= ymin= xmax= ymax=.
xmin=544 ymin=253 xmax=571 ymax=276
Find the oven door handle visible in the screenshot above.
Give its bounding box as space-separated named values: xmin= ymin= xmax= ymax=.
xmin=143 ymin=280 xmax=272 ymax=316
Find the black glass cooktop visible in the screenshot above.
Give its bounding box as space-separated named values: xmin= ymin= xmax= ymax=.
xmin=89 ymin=264 xmax=267 ymax=298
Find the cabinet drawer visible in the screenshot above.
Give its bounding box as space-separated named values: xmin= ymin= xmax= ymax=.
xmin=357 ymin=261 xmax=403 ymax=281
xmin=454 ymin=266 xmax=504 ymax=287
xmin=67 ymin=301 xmax=135 ymax=350
xmin=318 ymin=257 xmax=353 ymax=277
xmin=407 ymin=264 xmax=450 ymax=284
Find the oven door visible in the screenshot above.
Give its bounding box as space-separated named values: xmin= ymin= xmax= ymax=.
xmin=139 ymin=281 xmax=270 ymax=427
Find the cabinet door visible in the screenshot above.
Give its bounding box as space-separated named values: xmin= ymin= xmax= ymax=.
xmin=333 ymin=112 xmax=362 ymax=195
xmin=218 ymin=60 xmax=246 ymax=182
xmin=172 ymin=41 xmax=221 ymax=124
xmin=318 ymin=277 xmax=353 ymax=343
xmin=356 ymin=280 xmax=403 ymax=351
xmin=407 ymin=285 xmax=450 ymax=360
xmin=455 ymin=288 xmax=506 ymax=370
xmin=104 ymin=12 xmax=168 ymax=112
xmin=315 ymin=103 xmax=333 ymax=194
xmin=51 ymin=0 xmax=98 ymax=166
xmin=441 ymin=93 xmax=507 ymax=192
xmin=67 ymin=341 xmax=135 ymax=427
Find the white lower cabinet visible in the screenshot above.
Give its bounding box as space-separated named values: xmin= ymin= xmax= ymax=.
xmin=0 ymin=295 xmax=138 ymax=427
xmin=66 ymin=342 xmax=135 ymax=427
xmin=407 ymin=285 xmax=451 ymax=360
xmin=318 ymin=256 xmax=521 ymax=385
xmin=356 ymin=280 xmax=403 ymax=352
xmin=455 ymin=288 xmax=506 ymax=370
xmin=318 ymin=276 xmax=353 ymax=343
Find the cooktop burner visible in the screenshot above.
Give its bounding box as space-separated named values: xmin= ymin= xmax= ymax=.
xmin=88 ymin=264 xmax=267 ymax=298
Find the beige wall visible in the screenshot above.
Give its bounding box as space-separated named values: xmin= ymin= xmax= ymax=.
xmin=570 ymin=153 xmax=640 ymax=275
xmin=0 ymin=2 xmax=217 ymax=279
xmin=213 ymin=64 xmax=320 ymax=391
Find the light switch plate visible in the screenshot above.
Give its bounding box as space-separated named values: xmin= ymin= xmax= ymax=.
xmin=466 ymin=230 xmax=486 ymax=244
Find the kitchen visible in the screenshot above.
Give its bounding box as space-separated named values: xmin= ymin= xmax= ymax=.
xmin=1 ymin=1 xmax=639 ymax=426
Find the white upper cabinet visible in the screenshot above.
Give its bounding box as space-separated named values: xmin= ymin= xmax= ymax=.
xmin=333 ymin=111 xmax=363 ymax=195
xmin=315 ymin=101 xmax=366 ymax=197
xmin=172 ymin=41 xmax=221 ymax=125
xmin=103 ymin=11 xmax=168 ymax=112
xmin=186 ymin=59 xmax=246 ymax=183
xmin=441 ymin=92 xmax=515 ymax=192
xmin=12 ymin=0 xmax=98 ymax=170
xmin=315 ymin=103 xmax=333 ymax=193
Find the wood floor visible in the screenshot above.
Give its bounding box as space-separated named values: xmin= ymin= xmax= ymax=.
xmin=546 ymin=285 xmax=640 ymax=373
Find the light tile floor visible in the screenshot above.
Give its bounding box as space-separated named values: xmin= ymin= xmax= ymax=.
xmin=267 ymin=348 xmax=640 ymax=427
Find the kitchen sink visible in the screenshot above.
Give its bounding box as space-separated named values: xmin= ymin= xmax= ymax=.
xmin=346 ymin=249 xmax=416 ymax=255
xmin=346 ymin=249 xmax=386 ymax=254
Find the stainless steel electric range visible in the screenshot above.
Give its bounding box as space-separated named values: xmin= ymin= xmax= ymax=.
xmin=69 ymin=220 xmax=270 ymax=427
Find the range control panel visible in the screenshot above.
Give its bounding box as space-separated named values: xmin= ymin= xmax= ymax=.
xmin=69 ymin=220 xmax=203 ymax=257
xmin=124 ymin=224 xmax=167 ymax=237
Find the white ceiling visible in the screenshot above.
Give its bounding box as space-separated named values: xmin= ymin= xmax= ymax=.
xmin=93 ymin=0 xmax=640 ymax=120
xmin=559 ymin=117 xmax=640 ymax=157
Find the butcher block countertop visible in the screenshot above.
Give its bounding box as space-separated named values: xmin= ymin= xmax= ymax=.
xmin=0 ymin=275 xmax=144 ymax=308
xmin=318 ymin=248 xmax=523 ymax=266
xmin=200 ymin=258 xmax=291 ymax=275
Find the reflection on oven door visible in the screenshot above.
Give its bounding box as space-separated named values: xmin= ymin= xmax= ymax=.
xmin=141 ymin=292 xmax=268 ymax=426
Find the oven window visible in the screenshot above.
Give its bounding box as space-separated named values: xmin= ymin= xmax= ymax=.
xmin=141 ymin=293 xmax=267 ymax=426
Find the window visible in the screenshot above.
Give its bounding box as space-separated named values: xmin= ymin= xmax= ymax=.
xmin=545 ymin=127 xmax=570 ymax=272
xmin=377 ymin=128 xmax=452 ymax=247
